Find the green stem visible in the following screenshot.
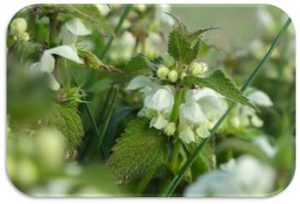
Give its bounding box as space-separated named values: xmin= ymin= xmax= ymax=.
xmin=100 ymin=5 xmax=132 ymax=59
xmin=170 ymin=139 xmax=181 ymax=172
xmin=169 ymin=88 xmax=184 ymax=172
xmin=48 ymin=12 xmax=58 ymax=47
xmin=134 ymin=166 xmax=158 ymax=195
xmin=162 ymin=18 xmax=291 ymax=197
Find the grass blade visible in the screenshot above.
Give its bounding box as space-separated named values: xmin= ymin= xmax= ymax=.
xmin=162 ymin=18 xmax=291 ymax=196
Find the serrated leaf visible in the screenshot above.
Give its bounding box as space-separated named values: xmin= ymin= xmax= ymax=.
xmin=123 ymin=54 xmax=154 ymax=76
xmin=42 ymin=5 xmax=114 ymax=36
xmin=184 ymin=69 xmax=252 ymax=106
xmin=168 ymin=29 xmax=196 ymax=64
xmin=107 ymin=118 xmax=166 ymax=183
xmin=188 ymin=27 xmax=219 ymax=42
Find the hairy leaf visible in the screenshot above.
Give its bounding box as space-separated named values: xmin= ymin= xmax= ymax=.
xmin=107 ymin=118 xmax=166 ymax=183
xmin=168 ymin=29 xmax=196 ymax=64
xmin=184 ymin=69 xmax=252 ymax=106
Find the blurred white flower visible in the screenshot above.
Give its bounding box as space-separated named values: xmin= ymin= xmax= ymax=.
xmin=185 ymin=155 xmax=276 ymax=197
xmin=30 ymin=45 xmax=83 ymax=90
xmin=60 ymin=18 xmax=92 ymax=45
xmin=108 ymin=31 xmax=135 ymax=63
xmin=248 ymin=90 xmax=273 ymax=107
xmin=126 ymin=75 xmax=160 ymax=95
xmin=254 ymin=136 xmax=276 ymax=158
xmin=96 ymin=4 xmax=111 ymax=16
xmin=230 ymin=89 xmax=273 ymax=128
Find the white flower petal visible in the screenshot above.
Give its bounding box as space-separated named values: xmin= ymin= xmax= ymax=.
xmin=144 ymin=88 xmax=174 ymax=112
xmin=39 ymin=52 xmax=55 ymax=73
xmin=65 ymin=18 xmax=92 ymax=36
xmin=233 ymin=155 xmax=276 ymax=195
xmin=184 ymin=170 xmax=241 ymax=197
xmin=46 ymin=45 xmax=83 ymax=64
xmin=247 ymin=90 xmax=273 ymax=107
xmin=179 ymin=126 xmax=195 ymax=144
xmin=251 ymin=115 xmax=264 ymax=127
xmin=48 ymin=74 xmax=60 ymax=91
xmin=180 ymin=102 xmax=207 ymax=125
xmin=126 ymin=76 xmax=156 ymax=91
xmin=196 ymin=126 xmax=210 ymax=139
xmin=150 ymin=115 xmax=168 ymax=130
xmin=253 ymin=136 xmax=276 ymax=158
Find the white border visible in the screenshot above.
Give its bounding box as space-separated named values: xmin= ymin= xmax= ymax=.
xmin=1 ymin=0 xmax=298 ymax=203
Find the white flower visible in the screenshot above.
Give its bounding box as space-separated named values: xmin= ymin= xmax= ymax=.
xmin=126 ymin=75 xmax=160 ymax=94
xmin=185 ymin=170 xmax=241 ymax=197
xmin=150 ymin=114 xmax=168 ymax=130
xmin=164 ymin=122 xmax=176 ymax=136
xmin=196 ymin=126 xmax=210 ymax=139
xmin=179 ymin=125 xmax=195 ymax=144
xmin=247 ymin=90 xmax=273 ymax=107
xmin=253 ymin=136 xmax=276 ymax=158
xmin=233 ymin=155 xmax=276 ymax=196
xmin=30 ymin=45 xmax=83 ymax=90
xmin=60 ymin=18 xmax=92 ymax=45
xmin=144 ymin=88 xmax=174 ymax=113
xmin=184 ymin=155 xmax=276 ymax=197
xmin=108 ymin=31 xmax=135 ymax=63
xmin=96 ymin=4 xmax=111 ymax=16
xmin=180 ymin=101 xmax=207 ymax=125
xmin=186 ymin=88 xmax=227 ymax=122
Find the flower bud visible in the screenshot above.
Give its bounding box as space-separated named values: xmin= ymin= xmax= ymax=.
xmin=10 ymin=17 xmax=27 ymax=35
xmin=156 ymin=65 xmax=170 ymax=80
xmin=13 ymin=32 xmax=30 ymax=41
xmin=164 ymin=122 xmax=176 ymax=136
xmin=189 ymin=62 xmax=208 ymax=76
xmin=168 ymin=70 xmax=178 ymax=82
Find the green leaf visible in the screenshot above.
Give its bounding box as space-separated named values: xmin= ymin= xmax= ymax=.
xmin=188 ymin=27 xmax=219 ymax=42
xmin=43 ymin=5 xmax=114 ymax=36
xmin=107 ymin=118 xmax=166 ymax=183
xmin=168 ymin=29 xmax=196 ymax=65
xmin=184 ymin=69 xmax=251 ymax=106
xmin=119 ymin=54 xmax=154 ymax=80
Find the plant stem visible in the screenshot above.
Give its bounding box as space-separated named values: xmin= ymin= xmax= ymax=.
xmin=48 ymin=12 xmax=58 ymax=47
xmin=100 ymin=5 xmax=132 ymax=59
xmin=162 ymin=18 xmax=291 ymax=197
xmin=169 ymin=88 xmax=184 ymax=172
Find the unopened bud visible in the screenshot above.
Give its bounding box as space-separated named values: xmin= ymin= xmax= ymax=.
xmin=156 ymin=65 xmax=170 ymax=80
xmin=10 ymin=17 xmax=27 ymax=35
xmin=168 ymin=70 xmax=178 ymax=82
xmin=164 ymin=122 xmax=176 ymax=136
xmin=189 ymin=62 xmax=208 ymax=76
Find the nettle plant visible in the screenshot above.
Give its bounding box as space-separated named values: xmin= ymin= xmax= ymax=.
xmin=107 ymin=19 xmax=267 ymax=185
xmin=7 ymin=4 xmax=292 ymax=196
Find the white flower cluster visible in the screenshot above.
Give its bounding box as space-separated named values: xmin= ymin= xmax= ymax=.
xmin=107 ymin=5 xmax=175 ymax=63
xmin=185 ymin=155 xmax=276 ymax=197
xmin=10 ymin=17 xmax=30 ymax=41
xmin=230 ymin=89 xmax=273 ymax=128
xmin=30 ymin=18 xmax=92 ymax=91
xmin=126 ymin=62 xmax=227 ymax=144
